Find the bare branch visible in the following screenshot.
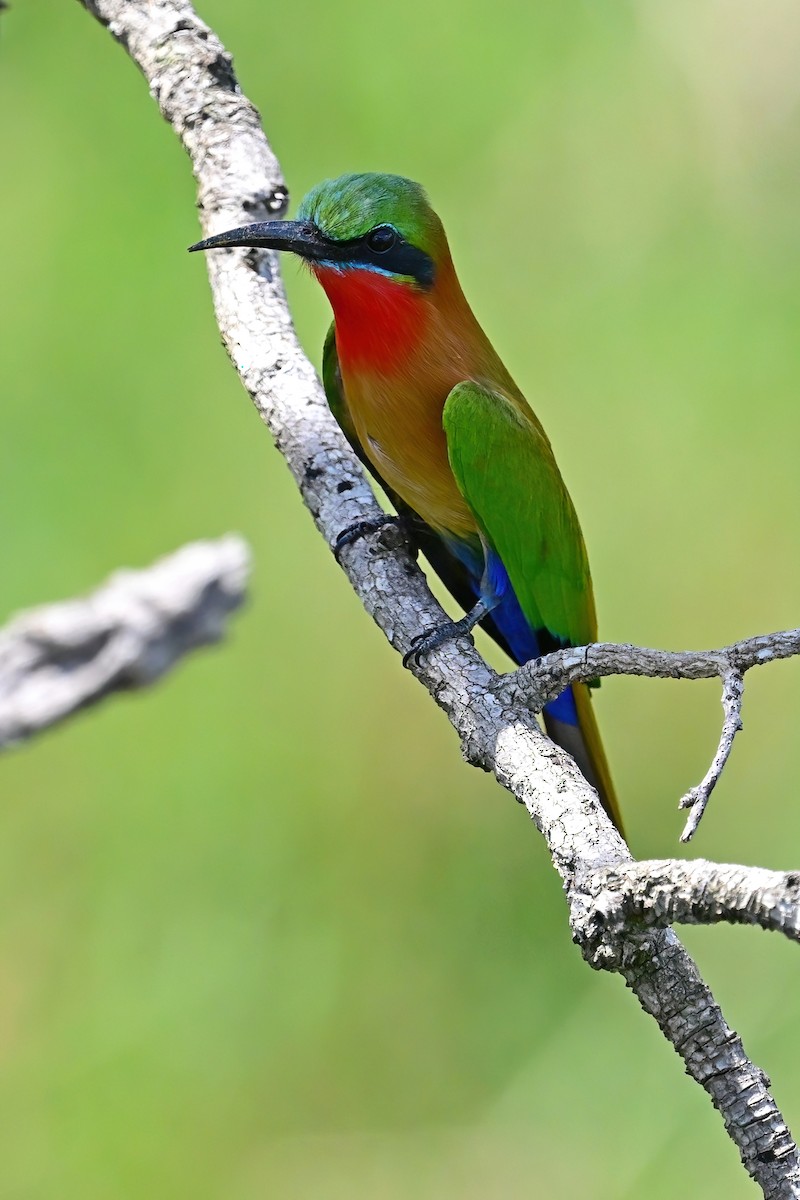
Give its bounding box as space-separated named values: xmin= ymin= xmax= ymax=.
xmin=74 ymin=3 xmax=800 ymax=1194
xmin=508 ymin=631 xmax=800 ymax=838
xmin=511 ymin=629 xmax=800 ymax=702
xmin=574 ymin=859 xmax=800 ymax=969
xmin=0 ymin=536 xmax=250 ymax=749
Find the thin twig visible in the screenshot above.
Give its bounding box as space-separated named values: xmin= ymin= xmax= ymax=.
xmin=0 ymin=536 xmax=250 ymax=749
xmin=679 ymin=667 xmax=745 ymax=840
xmin=510 ymin=630 xmax=800 ymax=701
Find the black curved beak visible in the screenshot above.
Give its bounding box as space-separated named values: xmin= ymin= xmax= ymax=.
xmin=188 ymin=220 xmax=328 ymax=260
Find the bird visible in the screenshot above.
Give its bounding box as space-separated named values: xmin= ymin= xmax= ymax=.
xmin=190 ymin=173 xmax=621 ymax=832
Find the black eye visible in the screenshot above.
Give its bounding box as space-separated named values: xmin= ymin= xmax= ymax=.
xmin=366 ymin=225 xmax=397 ymax=253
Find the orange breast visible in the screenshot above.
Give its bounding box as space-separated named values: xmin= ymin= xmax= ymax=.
xmin=343 ymin=367 xmax=476 ymax=537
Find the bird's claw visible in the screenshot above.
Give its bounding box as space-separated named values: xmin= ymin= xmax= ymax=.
xmin=403 ymin=600 xmax=489 ymax=668
xmin=333 ymin=514 xmax=402 ymax=562
xmin=402 ymin=629 xmax=434 ymax=669
xmin=402 ymin=620 xmax=471 ymax=669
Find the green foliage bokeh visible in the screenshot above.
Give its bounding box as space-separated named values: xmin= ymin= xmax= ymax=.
xmin=1 ymin=2 xmax=799 ymax=1196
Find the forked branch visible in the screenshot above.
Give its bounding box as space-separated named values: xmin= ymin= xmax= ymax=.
xmin=510 ymin=629 xmax=800 ymax=839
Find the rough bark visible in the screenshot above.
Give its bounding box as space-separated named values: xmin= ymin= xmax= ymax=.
xmin=0 ymin=536 xmax=249 ymax=748
xmin=509 ymin=631 xmax=800 ymax=839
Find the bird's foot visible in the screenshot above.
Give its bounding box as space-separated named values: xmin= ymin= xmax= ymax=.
xmin=333 ymin=514 xmax=408 ymax=562
xmin=403 ymin=600 xmax=489 ymax=669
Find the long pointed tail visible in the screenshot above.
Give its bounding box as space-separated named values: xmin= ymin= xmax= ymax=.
xmin=543 ymin=683 xmax=624 ymax=837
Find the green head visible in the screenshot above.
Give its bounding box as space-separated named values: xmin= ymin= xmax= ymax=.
xmin=189 ymin=173 xmax=446 ymax=289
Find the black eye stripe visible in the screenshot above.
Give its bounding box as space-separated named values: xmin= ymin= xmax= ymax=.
xmin=312 ymin=225 xmax=436 ymax=289
xmin=356 ymin=230 xmax=435 ymax=288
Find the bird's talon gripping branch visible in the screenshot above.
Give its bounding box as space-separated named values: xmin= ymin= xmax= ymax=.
xmin=402 ymin=629 xmax=435 ymax=669
xmin=402 ymin=600 xmax=490 ymax=669
xmin=403 ymin=621 xmax=467 ymax=668
xmin=333 ymin=514 xmax=403 ymax=562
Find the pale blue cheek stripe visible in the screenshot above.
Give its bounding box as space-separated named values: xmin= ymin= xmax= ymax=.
xmin=314 ymin=259 xmax=415 ymax=283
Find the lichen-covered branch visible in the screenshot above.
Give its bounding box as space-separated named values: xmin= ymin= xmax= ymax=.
xmin=74 ymin=2 xmax=800 ymax=1194
xmin=0 ymin=536 xmax=250 ymax=749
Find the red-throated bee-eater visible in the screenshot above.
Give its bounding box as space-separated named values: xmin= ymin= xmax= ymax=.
xmin=190 ymin=173 xmax=621 ymax=831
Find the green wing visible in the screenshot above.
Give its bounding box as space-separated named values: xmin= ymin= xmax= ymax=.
xmin=443 ymin=381 xmax=596 ymax=648
xmin=322 ymin=323 xmax=361 ymax=455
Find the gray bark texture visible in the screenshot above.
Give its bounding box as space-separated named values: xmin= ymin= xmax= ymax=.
xmin=72 ymin=2 xmax=800 ymax=1193
xmin=0 ymin=536 xmax=249 ymax=748
xmin=509 ymin=630 xmax=800 ymax=840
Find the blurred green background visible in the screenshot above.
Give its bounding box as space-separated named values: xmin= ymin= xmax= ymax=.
xmin=1 ymin=2 xmax=799 ymax=1196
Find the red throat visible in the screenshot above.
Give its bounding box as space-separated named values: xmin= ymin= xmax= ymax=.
xmin=313 ymin=265 xmax=428 ymax=374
